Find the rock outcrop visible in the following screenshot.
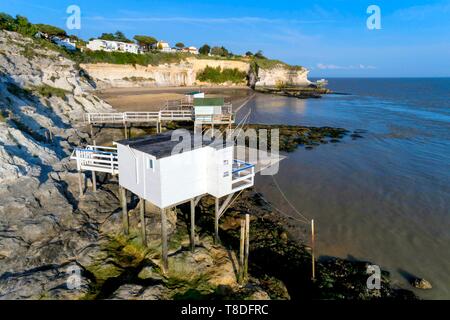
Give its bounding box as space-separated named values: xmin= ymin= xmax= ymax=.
xmin=0 ymin=30 xmax=273 ymax=300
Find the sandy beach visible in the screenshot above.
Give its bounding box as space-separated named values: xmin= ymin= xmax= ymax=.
xmin=97 ymin=86 xmax=253 ymax=112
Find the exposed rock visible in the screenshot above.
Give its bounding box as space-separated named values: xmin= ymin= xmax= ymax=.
xmin=111 ymin=284 xmax=169 ymax=300
xmin=412 ymin=278 xmax=432 ymax=290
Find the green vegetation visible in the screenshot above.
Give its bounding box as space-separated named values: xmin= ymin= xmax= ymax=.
xmin=133 ymin=35 xmax=157 ymax=52
xmin=196 ymin=66 xmax=247 ymax=84
xmin=29 ymin=84 xmax=69 ymax=99
xmin=253 ymin=57 xmax=304 ymax=71
xmin=210 ymin=46 xmax=230 ymax=57
xmin=34 ymin=23 xmax=66 ymax=37
xmin=199 ymin=44 xmax=210 ymax=55
xmin=74 ymin=50 xmax=188 ymax=66
xmin=99 ymin=30 xmax=132 ymax=43
xmin=0 ymin=109 xmax=8 ymax=122
xmin=175 ymin=42 xmax=184 ymax=49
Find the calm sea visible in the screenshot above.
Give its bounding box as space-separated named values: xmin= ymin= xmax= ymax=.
xmin=238 ymin=78 xmax=450 ymax=299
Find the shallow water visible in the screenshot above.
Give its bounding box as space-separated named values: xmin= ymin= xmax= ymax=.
xmin=239 ymin=78 xmax=450 ymax=299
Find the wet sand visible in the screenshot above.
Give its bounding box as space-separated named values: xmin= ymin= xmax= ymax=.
xmin=96 ymin=86 xmax=253 ymax=112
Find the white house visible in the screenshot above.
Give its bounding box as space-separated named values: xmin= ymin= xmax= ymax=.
xmin=115 ymin=131 xmax=254 ymax=209
xmin=87 ymin=39 xmax=140 ymax=54
xmin=184 ymin=46 xmax=199 ymax=55
xmin=152 ymin=41 xmax=172 ymax=52
xmin=51 ymin=37 xmax=77 ymax=51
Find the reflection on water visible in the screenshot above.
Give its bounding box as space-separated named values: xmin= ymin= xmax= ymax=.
xmin=241 ymin=78 xmax=450 ymax=299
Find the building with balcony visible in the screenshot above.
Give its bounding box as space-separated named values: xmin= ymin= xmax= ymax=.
xmin=115 ymin=131 xmax=254 ymax=209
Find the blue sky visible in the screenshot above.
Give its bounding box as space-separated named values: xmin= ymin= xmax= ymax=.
xmin=1 ymin=0 xmax=450 ymax=77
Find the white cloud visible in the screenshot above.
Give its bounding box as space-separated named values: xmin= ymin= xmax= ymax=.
xmin=84 ymin=15 xmax=335 ymax=25
xmin=316 ymin=63 xmax=376 ymax=70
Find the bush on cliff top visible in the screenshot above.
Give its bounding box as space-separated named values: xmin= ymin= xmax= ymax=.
xmin=196 ymin=66 xmax=247 ymax=84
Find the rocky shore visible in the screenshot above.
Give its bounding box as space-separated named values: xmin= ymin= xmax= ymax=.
xmin=0 ymin=30 xmax=417 ymax=300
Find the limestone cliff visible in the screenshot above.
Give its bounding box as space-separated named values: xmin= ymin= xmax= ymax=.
xmin=80 ymin=57 xmax=309 ymax=89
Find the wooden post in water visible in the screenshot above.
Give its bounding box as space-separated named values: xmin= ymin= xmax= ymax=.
xmin=311 ymin=219 xmax=316 ymax=281
xmin=214 ymin=197 xmax=220 ymax=244
xmin=161 ymin=208 xmax=169 ymax=273
xmin=239 ymin=217 xmax=245 ymax=284
xmin=78 ymin=171 xmax=84 ymax=197
xmin=139 ymin=198 xmax=147 ymax=247
xmin=120 ymin=187 xmax=129 ymax=235
xmin=190 ymin=199 xmax=195 ymax=252
xmin=244 ymin=213 xmax=250 ymax=281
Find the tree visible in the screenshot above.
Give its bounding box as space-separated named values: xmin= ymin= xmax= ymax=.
xmin=254 ymin=50 xmax=266 ymax=59
xmin=0 ymin=12 xmax=15 ymax=30
xmin=99 ymin=32 xmax=116 ymax=41
xmin=199 ymin=44 xmax=211 ymax=55
xmin=99 ymin=31 xmax=132 ymax=43
xmin=114 ymin=31 xmax=132 ymax=43
xmin=211 ymin=46 xmax=229 ymax=57
xmin=245 ymin=51 xmax=253 ymax=56
xmin=35 ymin=24 xmax=67 ymax=37
xmin=134 ymin=35 xmax=157 ymax=51
xmin=175 ymin=42 xmax=185 ymax=49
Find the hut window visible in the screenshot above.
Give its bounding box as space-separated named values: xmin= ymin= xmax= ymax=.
xmin=223 ymin=160 xmax=229 ymax=165
xmin=147 ymin=158 xmax=154 ymax=170
xmin=223 ymin=171 xmax=229 ymax=178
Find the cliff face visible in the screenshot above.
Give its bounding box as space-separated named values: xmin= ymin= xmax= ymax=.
xmin=80 ymin=58 xmax=309 ymax=89
xmin=255 ymin=66 xmax=310 ymax=87
xmin=80 ymin=58 xmax=250 ymax=88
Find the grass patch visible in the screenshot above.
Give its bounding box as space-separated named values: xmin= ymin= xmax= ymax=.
xmin=29 ymin=84 xmax=69 ymax=99
xmin=253 ymin=57 xmax=304 ymax=71
xmin=196 ymin=66 xmax=247 ymax=84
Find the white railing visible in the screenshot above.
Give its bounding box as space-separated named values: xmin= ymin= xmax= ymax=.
xmin=231 ymin=159 xmax=254 ymax=192
xmin=70 ymin=145 xmax=119 ymax=175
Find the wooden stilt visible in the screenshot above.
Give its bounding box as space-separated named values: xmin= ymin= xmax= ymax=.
xmin=161 ymin=207 xmax=169 ymax=273
xmin=239 ymin=217 xmax=245 ymax=284
xmin=92 ymin=171 xmax=97 ymax=192
xmin=190 ymin=198 xmax=195 ymax=252
xmin=140 ymin=198 xmax=147 ymax=247
xmin=89 ymin=124 xmax=95 ymax=145
xmin=214 ymin=197 xmax=220 ymax=244
xmin=311 ymin=219 xmax=316 ymax=281
xmin=124 ymin=122 xmax=128 ymax=139
xmin=244 ymin=213 xmax=250 ymax=281
xmin=120 ymin=187 xmax=129 ymax=235
xmin=78 ymin=171 xmax=84 ymax=197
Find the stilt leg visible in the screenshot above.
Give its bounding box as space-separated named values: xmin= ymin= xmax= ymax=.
xmin=92 ymin=171 xmax=97 ymax=192
xmin=140 ymin=198 xmax=147 ymax=247
xmin=161 ymin=208 xmax=168 ymax=273
xmin=120 ymin=187 xmax=129 ymax=235
xmin=214 ymin=197 xmax=220 ymax=244
xmin=244 ymin=213 xmax=250 ymax=281
xmin=190 ymin=199 xmax=195 ymax=252
xmin=78 ymin=171 xmax=84 ymax=197
xmin=239 ymin=217 xmax=245 ymax=284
